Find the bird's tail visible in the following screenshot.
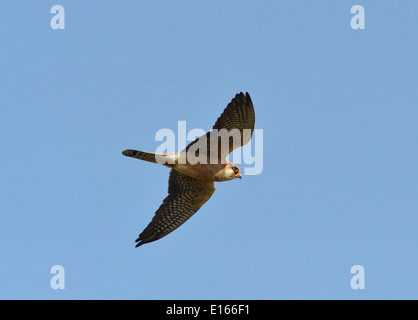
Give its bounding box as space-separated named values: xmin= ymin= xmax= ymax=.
xmin=122 ymin=149 xmax=177 ymax=166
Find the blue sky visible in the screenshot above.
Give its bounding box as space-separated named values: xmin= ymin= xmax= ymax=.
xmin=0 ymin=1 xmax=417 ymax=299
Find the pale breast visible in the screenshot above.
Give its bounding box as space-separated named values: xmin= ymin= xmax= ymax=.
xmin=173 ymin=163 xmax=228 ymax=181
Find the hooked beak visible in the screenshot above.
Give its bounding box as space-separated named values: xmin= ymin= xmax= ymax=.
xmin=238 ymin=173 xmax=242 ymax=179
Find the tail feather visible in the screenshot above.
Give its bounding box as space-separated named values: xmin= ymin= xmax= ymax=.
xmin=122 ymin=149 xmax=177 ymax=166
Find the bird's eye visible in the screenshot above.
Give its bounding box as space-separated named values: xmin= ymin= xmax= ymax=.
xmin=233 ymin=167 xmax=239 ymax=174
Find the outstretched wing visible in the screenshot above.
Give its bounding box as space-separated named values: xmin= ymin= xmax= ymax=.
xmin=212 ymin=92 xmax=255 ymax=139
xmin=135 ymin=169 xmax=215 ymax=247
xmin=185 ymin=92 xmax=255 ymax=162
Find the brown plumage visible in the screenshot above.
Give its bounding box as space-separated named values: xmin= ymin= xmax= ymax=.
xmin=122 ymin=92 xmax=255 ymax=247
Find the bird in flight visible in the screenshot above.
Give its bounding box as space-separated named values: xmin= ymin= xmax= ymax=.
xmin=122 ymin=92 xmax=255 ymax=247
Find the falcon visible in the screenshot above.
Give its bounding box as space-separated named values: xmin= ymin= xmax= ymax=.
xmin=122 ymin=92 xmax=255 ymax=247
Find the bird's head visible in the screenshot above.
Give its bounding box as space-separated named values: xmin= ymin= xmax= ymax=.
xmin=226 ymin=164 xmax=242 ymax=180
